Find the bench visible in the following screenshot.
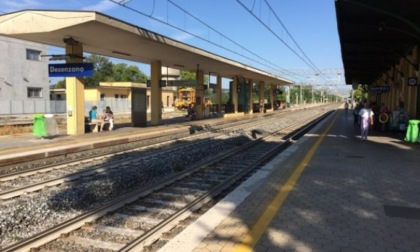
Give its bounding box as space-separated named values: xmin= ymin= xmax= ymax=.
xmin=86 ymin=122 xmax=100 ymax=133
xmin=85 ymin=120 xmax=112 ymax=133
xmin=185 ymin=114 xmax=197 ymax=121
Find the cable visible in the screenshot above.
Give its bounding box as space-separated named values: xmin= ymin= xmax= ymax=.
xmin=166 ymin=0 xmax=293 ymax=74
xmin=263 ymin=0 xmax=322 ymax=75
xmin=108 ymin=0 xmax=307 ymax=81
xmin=235 ymin=0 xmax=323 ymax=78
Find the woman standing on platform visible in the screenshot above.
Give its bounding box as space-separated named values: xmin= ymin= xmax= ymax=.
xmin=358 ymin=102 xmax=374 ymax=140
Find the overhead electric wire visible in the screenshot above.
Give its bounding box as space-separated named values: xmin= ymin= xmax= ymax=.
xmin=236 ymin=0 xmax=320 ymax=79
xmin=166 ymin=0 xmax=303 ymax=78
xmin=108 ymin=0 xmax=307 ymax=81
xmin=110 ymin=0 xmax=338 ymax=83
xmin=109 ymin=0 xmax=299 ymax=79
xmin=263 ymin=0 xmax=323 ymax=75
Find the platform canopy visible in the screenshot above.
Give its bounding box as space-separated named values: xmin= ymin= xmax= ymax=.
xmin=335 ymin=0 xmax=420 ymax=85
xmin=0 ymin=9 xmax=293 ymax=86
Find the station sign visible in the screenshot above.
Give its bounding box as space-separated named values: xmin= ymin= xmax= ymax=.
xmin=167 ymin=80 xmax=197 ymax=86
xmin=369 ymin=85 xmax=390 ymax=94
xmin=209 ymin=83 xmax=217 ymax=89
xmin=146 ymin=80 xmax=167 ymax=87
xmin=48 ymin=63 xmax=94 ymax=77
xmin=146 ymin=79 xmax=198 ymax=87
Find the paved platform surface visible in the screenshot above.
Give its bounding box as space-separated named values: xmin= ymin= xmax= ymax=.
xmin=2 ymin=108 xmax=419 ymax=252
xmin=0 ymin=112 xmax=218 ymax=157
xmin=159 ymin=110 xmax=420 ymax=252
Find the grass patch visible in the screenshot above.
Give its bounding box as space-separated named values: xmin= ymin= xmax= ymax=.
xmin=0 ymin=118 xmax=130 ymax=136
xmin=0 ymin=125 xmax=33 ymax=136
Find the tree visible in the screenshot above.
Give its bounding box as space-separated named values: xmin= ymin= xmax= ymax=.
xmin=80 ymin=55 xmax=149 ymax=85
xmin=54 ymin=79 xmax=66 ymax=88
xmin=112 ymin=63 xmax=127 ymax=82
xmin=180 ymin=70 xmax=196 ymax=81
xmin=179 ymin=70 xmax=209 ymax=86
xmin=353 ymin=84 xmax=368 ymax=102
xmin=112 ymin=63 xmax=148 ymax=83
xmin=83 ymin=54 xmax=114 ymax=86
xmin=277 ymin=86 xmax=287 ymax=103
xmin=52 ymin=54 xmax=149 ymax=88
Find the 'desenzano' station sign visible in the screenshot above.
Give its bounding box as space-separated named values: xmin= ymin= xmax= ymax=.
xmin=48 ymin=63 xmax=94 ymax=77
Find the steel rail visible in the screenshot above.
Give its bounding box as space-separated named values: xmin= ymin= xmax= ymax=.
xmin=1 ymin=110 xmax=333 ymax=252
xmin=0 ymin=113 xmax=289 ymax=201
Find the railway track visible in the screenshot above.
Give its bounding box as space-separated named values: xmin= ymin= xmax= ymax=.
xmin=0 ymin=109 xmax=309 ymax=201
xmin=0 ymin=108 xmax=334 ymax=252
xmin=0 ymin=109 xmax=293 ymax=176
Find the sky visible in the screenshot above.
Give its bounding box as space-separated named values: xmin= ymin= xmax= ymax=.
xmin=0 ymin=0 xmax=350 ymax=94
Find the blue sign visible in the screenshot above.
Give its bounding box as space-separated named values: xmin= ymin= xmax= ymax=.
xmin=48 ymin=63 xmax=94 ymax=77
xmin=369 ymin=85 xmax=390 ymax=94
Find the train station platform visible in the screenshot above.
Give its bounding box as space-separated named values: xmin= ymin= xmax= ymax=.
xmin=0 ymin=107 xmax=304 ymax=158
xmin=1 ymin=108 xmax=419 ymax=251
xmin=0 ymin=107 xmax=289 ymax=163
xmin=159 ymin=110 xmax=420 ymax=252
xmin=0 ymin=112 xmax=190 ymax=150
xmin=0 ymin=111 xmax=224 ymax=165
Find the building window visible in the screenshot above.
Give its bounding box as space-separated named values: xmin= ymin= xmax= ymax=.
xmin=100 ymin=94 xmax=105 ymax=101
xmin=26 ymin=49 xmax=41 ymax=61
xmin=57 ymin=94 xmax=62 ymax=100
xmin=121 ymin=94 xmax=127 ymax=99
xmin=27 ymin=87 xmax=43 ymax=98
xmin=147 ymin=95 xmax=150 ymax=108
xmin=115 ymin=94 xmax=119 ymax=99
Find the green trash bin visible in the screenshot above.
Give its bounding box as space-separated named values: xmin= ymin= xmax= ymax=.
xmin=33 ymin=114 xmax=47 ymax=137
xmin=404 ymin=119 xmax=420 ymax=143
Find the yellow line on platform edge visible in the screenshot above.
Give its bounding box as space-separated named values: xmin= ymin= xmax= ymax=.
xmin=234 ymin=113 xmax=338 ymax=252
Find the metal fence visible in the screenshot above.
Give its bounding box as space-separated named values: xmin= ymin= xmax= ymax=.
xmin=0 ymin=100 xmax=57 ymax=115
xmin=0 ymin=98 xmax=178 ymax=116
xmin=0 ymin=98 xmax=133 ymax=116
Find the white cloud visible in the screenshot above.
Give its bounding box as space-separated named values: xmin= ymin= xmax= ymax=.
xmin=170 ymin=32 xmax=195 ymax=42
xmin=0 ymin=0 xmax=116 ymax=13
xmin=2 ymin=0 xmax=43 ymax=11
xmin=81 ymin=0 xmax=117 ymax=12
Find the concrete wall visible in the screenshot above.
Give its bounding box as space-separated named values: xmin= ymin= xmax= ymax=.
xmin=0 ymin=36 xmax=49 ymax=106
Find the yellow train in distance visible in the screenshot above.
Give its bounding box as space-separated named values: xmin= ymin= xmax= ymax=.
xmin=173 ymin=87 xmax=212 ymax=110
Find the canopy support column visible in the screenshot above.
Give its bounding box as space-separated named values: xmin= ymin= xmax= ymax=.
xmin=65 ymin=40 xmax=85 ymax=135
xmin=151 ymin=60 xmax=162 ymax=126
xmin=259 ymin=82 xmax=265 ymax=113
xmin=248 ymin=79 xmax=254 ymax=114
xmin=216 ymin=74 xmax=222 ymax=114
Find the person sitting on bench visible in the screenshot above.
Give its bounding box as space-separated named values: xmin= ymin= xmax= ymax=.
xmin=101 ymin=106 xmax=114 ymax=131
xmin=89 ymin=105 xmax=99 ymax=123
xmin=187 ymin=104 xmax=196 ymax=120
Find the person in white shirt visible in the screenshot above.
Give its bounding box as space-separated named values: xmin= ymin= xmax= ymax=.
xmin=101 ymin=106 xmax=114 ymax=131
xmin=358 ymin=102 xmax=374 ymax=140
